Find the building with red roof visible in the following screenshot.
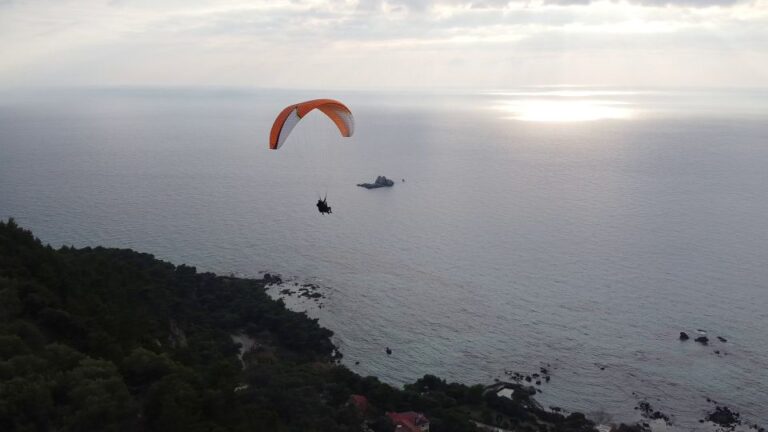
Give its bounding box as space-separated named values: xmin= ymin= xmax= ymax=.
xmin=386 ymin=411 xmax=430 ymax=432
xmin=349 ymin=394 xmax=369 ymax=415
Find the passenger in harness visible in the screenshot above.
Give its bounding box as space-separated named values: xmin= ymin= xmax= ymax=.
xmin=316 ymin=197 xmax=332 ymax=215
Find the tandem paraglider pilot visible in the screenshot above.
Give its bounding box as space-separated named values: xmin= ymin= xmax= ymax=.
xmin=316 ymin=198 xmax=332 ymax=215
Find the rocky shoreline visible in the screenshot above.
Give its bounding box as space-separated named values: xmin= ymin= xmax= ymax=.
xmin=262 ymin=271 xmax=765 ymax=432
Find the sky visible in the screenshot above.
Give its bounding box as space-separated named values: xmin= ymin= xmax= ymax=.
xmin=0 ymin=0 xmax=766 ymax=89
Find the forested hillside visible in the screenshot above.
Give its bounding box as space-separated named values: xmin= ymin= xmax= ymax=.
xmin=0 ymin=219 xmax=600 ymax=432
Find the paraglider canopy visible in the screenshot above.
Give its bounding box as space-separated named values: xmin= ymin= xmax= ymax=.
xmin=269 ymin=99 xmax=354 ymax=150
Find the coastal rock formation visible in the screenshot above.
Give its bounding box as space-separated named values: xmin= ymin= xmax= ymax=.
xmin=357 ymin=175 xmax=395 ymax=189
xmin=637 ymin=401 xmax=671 ymax=424
xmin=679 ymin=332 xmax=690 ymax=341
xmin=695 ymin=336 xmax=709 ymax=345
xmin=505 ymin=366 xmax=553 ymax=387
xmin=275 ymin=281 xmax=327 ymax=302
xmin=706 ymin=406 xmax=741 ymax=428
xmin=612 ymin=424 xmax=651 ymax=432
xmin=262 ymin=272 xmax=283 ymax=284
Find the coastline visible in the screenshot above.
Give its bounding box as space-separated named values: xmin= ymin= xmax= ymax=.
xmin=263 ymin=273 xmax=764 ymax=432
xmin=0 ymin=219 xmax=760 ymax=432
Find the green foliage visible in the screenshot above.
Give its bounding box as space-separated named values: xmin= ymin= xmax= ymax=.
xmin=369 ymin=416 xmax=395 ymax=432
xmin=0 ymin=219 xmax=355 ymax=431
xmin=121 ymin=348 xmax=175 ymax=387
xmin=0 ymin=219 xmax=596 ymax=432
xmin=0 ymin=335 xmax=28 ymax=359
xmin=60 ymin=359 xmax=137 ymax=431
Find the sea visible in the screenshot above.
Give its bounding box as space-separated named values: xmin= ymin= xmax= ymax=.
xmin=1 ymin=86 xmax=766 ymax=429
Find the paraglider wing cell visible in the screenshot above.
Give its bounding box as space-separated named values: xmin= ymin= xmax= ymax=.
xmin=269 ymin=99 xmax=354 ymax=149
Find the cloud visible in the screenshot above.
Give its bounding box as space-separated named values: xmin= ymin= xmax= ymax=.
xmin=0 ymin=0 xmax=765 ymax=88
xmin=543 ymin=0 xmax=746 ymax=6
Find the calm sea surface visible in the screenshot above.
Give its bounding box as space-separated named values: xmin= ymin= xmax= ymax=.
xmin=1 ymin=87 xmax=767 ymax=429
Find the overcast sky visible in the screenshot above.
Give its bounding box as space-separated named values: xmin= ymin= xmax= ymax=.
xmin=0 ymin=0 xmax=766 ymax=89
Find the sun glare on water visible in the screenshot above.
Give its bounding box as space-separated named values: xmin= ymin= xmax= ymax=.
xmin=500 ymin=99 xmax=635 ymax=122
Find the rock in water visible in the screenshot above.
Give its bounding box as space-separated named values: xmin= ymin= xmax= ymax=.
xmin=695 ymin=336 xmax=709 ymax=345
xmin=679 ymin=332 xmax=690 ymax=341
xmin=717 ymin=336 xmax=728 ymax=343
xmin=262 ymin=273 xmax=282 ymax=284
xmin=706 ymin=406 xmax=741 ymax=427
xmin=357 ymin=175 xmax=395 ymax=189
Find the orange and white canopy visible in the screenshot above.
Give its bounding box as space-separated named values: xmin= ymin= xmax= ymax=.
xmin=269 ymin=99 xmax=354 ymax=150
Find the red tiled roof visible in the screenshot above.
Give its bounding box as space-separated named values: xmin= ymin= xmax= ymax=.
xmin=387 ymin=411 xmax=429 ymax=432
xmin=349 ymin=394 xmax=369 ymax=413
